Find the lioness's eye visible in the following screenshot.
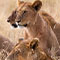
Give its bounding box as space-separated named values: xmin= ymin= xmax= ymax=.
xmin=23 ymin=11 xmax=27 ymax=14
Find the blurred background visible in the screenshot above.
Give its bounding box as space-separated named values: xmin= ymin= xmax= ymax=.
xmin=0 ymin=0 xmax=60 ymax=44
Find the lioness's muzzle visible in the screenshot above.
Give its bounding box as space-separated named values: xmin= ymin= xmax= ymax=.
xmin=12 ymin=24 xmax=18 ymax=28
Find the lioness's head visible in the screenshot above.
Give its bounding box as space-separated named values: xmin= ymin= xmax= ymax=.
xmin=7 ymin=0 xmax=42 ymax=28
xmin=5 ymin=38 xmax=53 ymax=60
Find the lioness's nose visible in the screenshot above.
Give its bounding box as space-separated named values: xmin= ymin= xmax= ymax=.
xmin=12 ymin=24 xmax=18 ymax=28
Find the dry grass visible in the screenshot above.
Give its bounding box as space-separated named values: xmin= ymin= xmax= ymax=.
xmin=0 ymin=49 xmax=8 ymax=60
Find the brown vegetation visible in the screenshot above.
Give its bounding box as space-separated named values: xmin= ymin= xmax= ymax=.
xmin=0 ymin=34 xmax=14 ymax=60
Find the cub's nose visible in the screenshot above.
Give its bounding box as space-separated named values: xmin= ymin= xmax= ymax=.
xmin=12 ymin=24 xmax=18 ymax=28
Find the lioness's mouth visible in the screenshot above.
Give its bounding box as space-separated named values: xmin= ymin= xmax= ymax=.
xmin=18 ymin=24 xmax=28 ymax=27
xmin=11 ymin=22 xmax=28 ymax=28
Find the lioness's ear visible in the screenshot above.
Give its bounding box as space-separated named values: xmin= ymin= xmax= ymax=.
xmin=30 ymin=38 xmax=39 ymax=50
xmin=17 ymin=0 xmax=24 ymax=6
xmin=32 ymin=0 xmax=42 ymax=11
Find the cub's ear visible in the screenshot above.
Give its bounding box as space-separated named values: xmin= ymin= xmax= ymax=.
xmin=17 ymin=0 xmax=24 ymax=6
xmin=32 ymin=0 xmax=42 ymax=11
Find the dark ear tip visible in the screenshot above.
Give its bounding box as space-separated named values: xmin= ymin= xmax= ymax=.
xmin=32 ymin=0 xmax=42 ymax=11
xmin=33 ymin=38 xmax=39 ymax=43
xmin=36 ymin=0 xmax=42 ymax=6
xmin=34 ymin=0 xmax=42 ymax=5
xmin=39 ymin=0 xmax=42 ymax=5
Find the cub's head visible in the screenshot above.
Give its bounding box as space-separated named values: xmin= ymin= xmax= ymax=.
xmin=7 ymin=0 xmax=42 ymax=28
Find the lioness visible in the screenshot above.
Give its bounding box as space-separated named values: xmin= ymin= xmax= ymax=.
xmin=7 ymin=0 xmax=60 ymax=57
xmin=5 ymin=38 xmax=54 ymax=60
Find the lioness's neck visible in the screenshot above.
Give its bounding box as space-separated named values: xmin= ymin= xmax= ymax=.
xmin=27 ymin=13 xmax=46 ymax=38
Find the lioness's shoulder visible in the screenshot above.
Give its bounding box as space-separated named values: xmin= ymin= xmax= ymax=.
xmin=39 ymin=11 xmax=56 ymax=29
